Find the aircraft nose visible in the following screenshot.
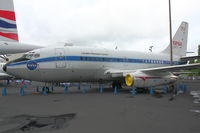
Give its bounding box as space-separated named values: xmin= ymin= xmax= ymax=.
xmin=3 ymin=64 xmax=7 ymax=72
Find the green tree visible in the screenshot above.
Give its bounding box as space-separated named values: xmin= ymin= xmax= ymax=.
xmin=198 ymin=45 xmax=200 ymax=56
xmin=194 ymin=45 xmax=200 ymax=75
xmin=198 ymin=45 xmax=200 ymax=63
xmin=187 ymin=45 xmax=200 ymax=76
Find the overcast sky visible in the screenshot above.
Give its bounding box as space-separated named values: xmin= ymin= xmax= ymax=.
xmin=14 ymin=0 xmax=200 ymax=56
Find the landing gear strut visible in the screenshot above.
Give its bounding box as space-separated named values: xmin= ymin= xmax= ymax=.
xmin=112 ymin=81 xmax=122 ymax=89
xmin=42 ymin=87 xmax=50 ymax=93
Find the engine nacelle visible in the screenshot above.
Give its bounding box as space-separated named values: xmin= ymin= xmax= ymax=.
xmin=124 ymin=74 xmax=146 ymax=87
xmin=124 ymin=72 xmax=177 ymax=88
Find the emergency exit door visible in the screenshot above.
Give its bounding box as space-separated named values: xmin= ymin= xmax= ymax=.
xmin=55 ymin=48 xmax=66 ymax=68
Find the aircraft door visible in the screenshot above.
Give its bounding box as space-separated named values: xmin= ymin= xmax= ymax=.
xmin=55 ymin=48 xmax=66 ymax=68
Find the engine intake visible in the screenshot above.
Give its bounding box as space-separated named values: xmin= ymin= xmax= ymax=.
xmin=125 ymin=74 xmax=134 ymax=86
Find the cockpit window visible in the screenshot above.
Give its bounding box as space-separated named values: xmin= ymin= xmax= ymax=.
xmin=24 ymin=53 xmax=40 ymax=60
xmin=24 ymin=54 xmax=33 ymax=59
xmin=8 ymin=53 xmax=40 ymax=64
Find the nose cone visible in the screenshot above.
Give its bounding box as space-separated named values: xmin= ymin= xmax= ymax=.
xmin=3 ymin=64 xmax=7 ymax=72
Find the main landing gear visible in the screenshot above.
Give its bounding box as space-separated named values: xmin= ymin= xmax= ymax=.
xmin=42 ymin=87 xmax=50 ymax=93
xmin=112 ymin=81 xmax=122 ymax=89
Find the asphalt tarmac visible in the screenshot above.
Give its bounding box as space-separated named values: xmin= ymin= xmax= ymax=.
xmin=0 ymin=80 xmax=200 ymax=133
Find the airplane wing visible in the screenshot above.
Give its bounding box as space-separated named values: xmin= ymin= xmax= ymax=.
xmin=0 ymin=41 xmax=43 ymax=55
xmin=180 ymin=56 xmax=200 ymax=62
xmin=105 ymin=63 xmax=200 ymax=76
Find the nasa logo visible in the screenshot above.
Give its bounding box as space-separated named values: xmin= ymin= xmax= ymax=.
xmin=27 ymin=61 xmax=38 ymax=70
xmin=173 ymin=41 xmax=182 ymax=46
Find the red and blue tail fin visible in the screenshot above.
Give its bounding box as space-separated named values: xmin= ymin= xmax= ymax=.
xmin=0 ymin=0 xmax=18 ymax=41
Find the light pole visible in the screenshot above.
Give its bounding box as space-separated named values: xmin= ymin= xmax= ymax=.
xmin=169 ymin=0 xmax=173 ymax=65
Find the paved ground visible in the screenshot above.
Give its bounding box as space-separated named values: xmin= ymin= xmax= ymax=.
xmin=0 ymin=80 xmax=200 ymax=133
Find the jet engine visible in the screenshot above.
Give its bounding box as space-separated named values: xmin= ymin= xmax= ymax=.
xmin=124 ymin=72 xmax=177 ymax=88
xmin=124 ymin=73 xmax=145 ymax=88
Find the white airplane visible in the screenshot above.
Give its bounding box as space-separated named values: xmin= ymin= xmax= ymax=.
xmin=0 ymin=0 xmax=42 ymax=56
xmin=3 ymin=21 xmax=200 ymax=88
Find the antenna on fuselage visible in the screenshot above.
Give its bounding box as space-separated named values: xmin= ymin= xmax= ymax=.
xmin=64 ymin=43 xmax=73 ymax=46
xmin=149 ymin=46 xmax=153 ymax=52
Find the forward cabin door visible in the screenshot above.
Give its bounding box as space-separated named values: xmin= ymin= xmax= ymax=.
xmin=55 ymin=48 xmax=66 ymax=68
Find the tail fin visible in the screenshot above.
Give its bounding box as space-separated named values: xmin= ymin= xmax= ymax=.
xmin=162 ymin=21 xmax=188 ymax=57
xmin=0 ymin=0 xmax=18 ymax=41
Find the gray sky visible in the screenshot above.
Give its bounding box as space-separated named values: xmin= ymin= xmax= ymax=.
xmin=14 ymin=0 xmax=200 ymax=56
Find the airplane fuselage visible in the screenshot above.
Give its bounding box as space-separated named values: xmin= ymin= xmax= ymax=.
xmin=6 ymin=47 xmax=181 ymax=85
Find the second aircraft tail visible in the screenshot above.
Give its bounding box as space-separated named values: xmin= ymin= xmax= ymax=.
xmin=0 ymin=0 xmax=18 ymax=42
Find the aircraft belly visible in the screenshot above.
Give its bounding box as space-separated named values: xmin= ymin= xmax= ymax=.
xmin=38 ymin=68 xmax=104 ymax=82
xmin=7 ymin=68 xmax=41 ymax=80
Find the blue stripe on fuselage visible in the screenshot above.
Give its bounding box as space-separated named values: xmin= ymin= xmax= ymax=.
xmin=7 ymin=56 xmax=56 ymax=66
xmin=7 ymin=55 xmax=180 ymax=67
